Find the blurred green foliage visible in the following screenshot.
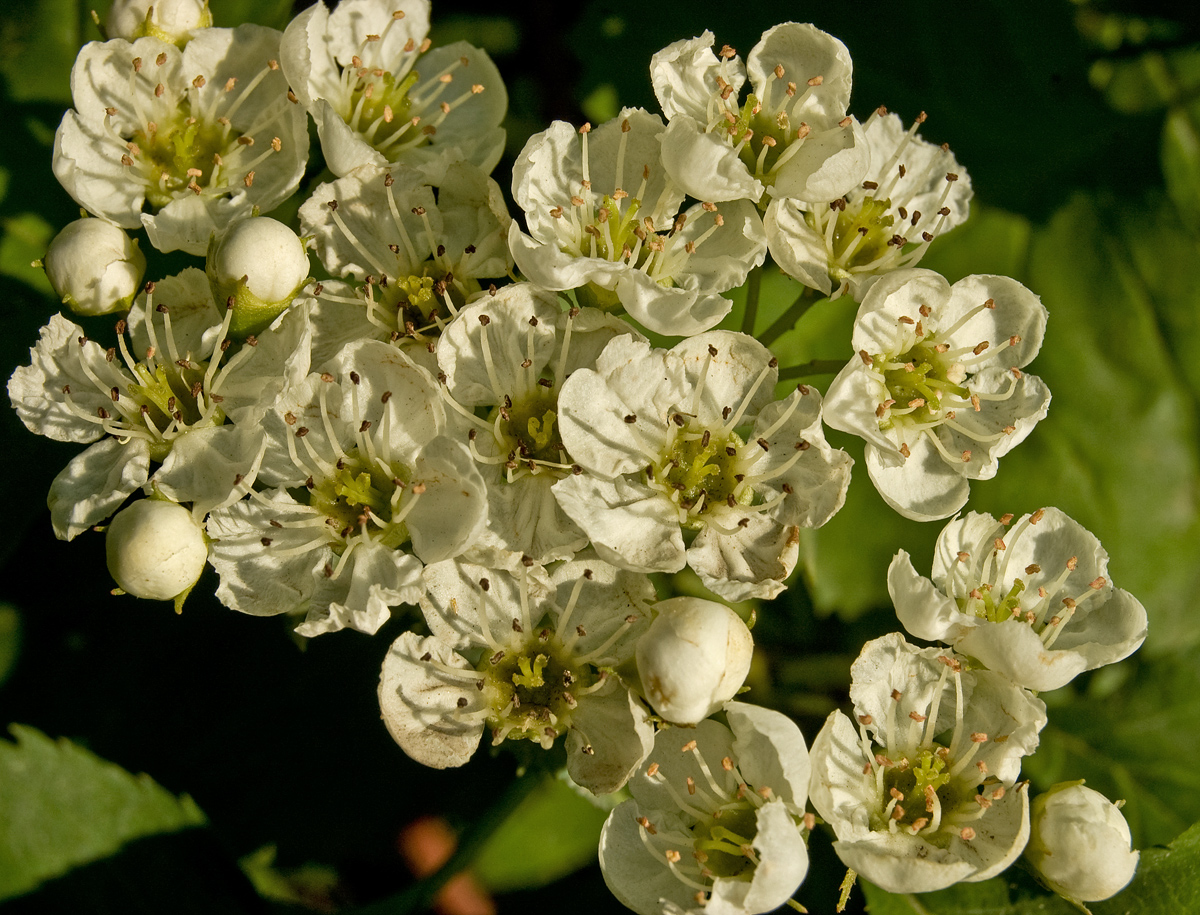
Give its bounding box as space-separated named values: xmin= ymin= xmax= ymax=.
xmin=0 ymin=725 xmax=206 ymax=900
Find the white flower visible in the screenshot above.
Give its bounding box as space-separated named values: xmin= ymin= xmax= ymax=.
xmin=436 ymin=283 xmax=640 ymax=563
xmin=106 ymin=0 xmax=212 ymax=44
xmin=53 ymin=28 xmax=309 ymax=254
xmin=809 ymin=633 xmax=1046 ymax=894
xmin=765 ymin=110 xmax=973 ymax=300
xmin=298 ymin=161 xmax=511 ymax=368
xmin=1024 ymin=782 xmax=1138 ymax=903
xmin=206 ymin=215 xmax=311 ymax=338
xmin=280 ymin=0 xmax=506 ymax=177
xmin=8 ymin=269 xmax=309 ymax=538
xmin=599 ymin=701 xmax=811 ymax=915
xmin=106 ymin=498 xmax=207 ymax=605
xmin=635 ymin=597 xmax=753 ymax=725
xmin=509 ymin=110 xmax=766 ymax=336
xmin=206 ymin=339 xmax=486 ymax=635
xmin=823 ymin=268 xmax=1051 ymax=521
xmin=650 ymin=24 xmax=868 ymax=205
xmin=554 ymin=330 xmax=852 ymax=599
xmin=378 ymin=556 xmax=655 ymax=794
xmin=888 ymin=508 xmax=1148 ymax=692
xmin=42 ymin=217 xmax=146 ymax=316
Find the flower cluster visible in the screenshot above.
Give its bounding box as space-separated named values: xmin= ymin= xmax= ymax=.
xmin=8 ymin=3 xmax=1145 ymax=913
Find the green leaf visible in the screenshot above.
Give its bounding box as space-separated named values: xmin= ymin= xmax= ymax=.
xmin=0 ymin=724 xmax=206 ymax=900
xmin=1024 ymin=650 xmax=1200 ymax=849
xmin=471 ymin=773 xmax=611 ymax=893
xmin=969 ymin=193 xmax=1200 ymax=657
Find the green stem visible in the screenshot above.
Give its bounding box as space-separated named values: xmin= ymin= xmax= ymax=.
xmin=758 ymin=288 xmax=818 ymax=348
xmin=345 ymin=769 xmax=544 ymax=915
xmin=778 ymin=359 xmax=845 ymax=381
xmin=741 ymin=265 xmax=763 ymax=335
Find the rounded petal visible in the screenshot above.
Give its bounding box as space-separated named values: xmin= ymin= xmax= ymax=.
xmin=888 ymin=549 xmax=976 ymax=643
xmin=378 ymin=631 xmax=484 ymax=769
xmin=659 ymin=116 xmax=762 ymax=203
xmin=865 ymin=437 xmax=970 ymax=522
xmin=48 ymin=437 xmax=150 ymax=540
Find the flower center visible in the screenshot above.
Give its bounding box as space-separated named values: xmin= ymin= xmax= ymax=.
xmin=493 ymin=389 xmax=562 ymax=466
xmin=951 ymin=511 xmax=1109 ymax=647
xmin=308 ymin=447 xmax=413 ymax=552
xmin=133 ymin=115 xmax=231 ymax=208
xmin=656 ymin=426 xmax=749 ymax=518
xmin=876 ymin=342 xmax=968 ymax=429
xmin=691 ymin=802 xmax=759 ymax=880
xmin=476 ymin=634 xmax=594 ymax=748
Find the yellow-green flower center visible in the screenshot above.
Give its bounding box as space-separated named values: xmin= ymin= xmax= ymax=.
xmin=308 ymin=447 xmax=412 ymax=551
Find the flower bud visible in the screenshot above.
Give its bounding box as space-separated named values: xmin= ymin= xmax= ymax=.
xmin=1025 ymin=781 xmax=1139 ymax=902
xmin=635 ymin=597 xmax=752 ymax=724
xmin=42 ymin=218 xmax=145 ymax=317
xmin=107 ymin=0 xmax=212 ymax=44
xmin=206 ymin=216 xmax=310 ymax=339
xmin=106 ymin=500 xmax=207 ymax=606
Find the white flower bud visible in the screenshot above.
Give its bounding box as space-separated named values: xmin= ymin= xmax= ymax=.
xmin=206 ymin=216 xmax=309 ymax=338
xmin=43 ymin=218 xmax=145 ymax=317
xmin=106 ymin=500 xmax=207 ymax=603
xmin=1025 ymin=782 xmax=1139 ymax=902
xmin=635 ymin=597 xmax=752 ymax=724
xmin=107 ymin=0 xmax=212 ymax=44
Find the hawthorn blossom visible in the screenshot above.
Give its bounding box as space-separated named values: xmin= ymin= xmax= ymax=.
xmin=8 ymin=269 xmax=309 ymax=539
xmin=41 ymin=217 xmax=146 ymax=316
xmin=437 ymin=284 xmax=639 ymax=563
xmin=889 ymin=508 xmax=1148 ymax=692
xmin=206 ymin=339 xmax=486 ymax=636
xmin=635 ymin=597 xmax=753 ymax=725
xmin=54 ymin=27 xmax=309 ymax=254
xmin=106 ymin=0 xmax=212 ymax=44
xmin=378 ymin=556 xmax=655 ymax=794
xmin=766 ymin=110 xmax=973 ymax=300
xmin=106 ymin=498 xmax=208 ymax=605
xmin=809 ymin=633 xmax=1047 ymax=894
xmin=823 ymin=268 xmax=1050 ymax=521
xmin=280 ymin=0 xmax=506 ymax=177
xmin=206 ymin=215 xmax=312 ymax=338
xmin=509 ymin=109 xmax=766 ymax=336
xmin=650 ymin=24 xmax=868 ymax=206
xmin=1025 ymin=782 xmax=1139 ymax=903
xmin=298 ymin=161 xmax=511 ymax=368
xmin=554 ymin=330 xmax=852 ymax=600
xmin=599 ymin=702 xmax=811 ymax=915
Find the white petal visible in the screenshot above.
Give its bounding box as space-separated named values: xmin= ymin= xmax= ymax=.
xmin=650 ymin=31 xmax=742 ymax=122
xmin=764 ymin=198 xmax=833 ymax=295
xmin=865 ymin=438 xmax=970 ymax=522
xmin=887 ymin=549 xmax=976 ymax=643
xmin=153 ymin=424 xmax=265 ymax=515
xmin=568 ymin=685 xmax=654 ymax=795
xmin=48 ymin=437 xmax=150 ymax=540
xmin=552 ymin=474 xmax=685 ymax=573
xmin=689 ymin=515 xmax=799 ymax=602
xmin=727 ymin=701 xmax=810 ymax=808
xmin=659 ymin=117 xmax=762 ymax=203
xmin=747 ymin=23 xmax=852 ymax=128
xmin=378 ymin=630 xmax=484 ymax=769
